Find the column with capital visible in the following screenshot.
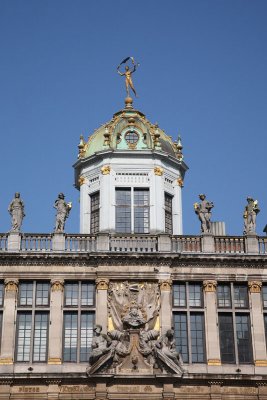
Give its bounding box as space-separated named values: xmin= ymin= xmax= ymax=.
xmin=48 ymin=279 xmax=64 ymax=364
xmin=0 ymin=279 xmax=18 ymax=364
xmin=248 ymin=281 xmax=267 ymax=366
xmin=203 ymin=280 xmax=221 ymax=366
xmin=159 ymin=280 xmax=172 ymax=334
xmin=96 ymin=278 xmax=109 ymax=334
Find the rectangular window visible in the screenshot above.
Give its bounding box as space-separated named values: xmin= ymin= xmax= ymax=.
xmin=173 ymin=313 xmax=188 ymax=363
xmin=0 ymin=282 xmax=4 ymax=307
xmin=115 ymin=188 xmax=150 ymax=234
xmin=218 ymin=314 xmax=235 ymax=363
xmin=164 ymin=193 xmax=173 ymax=234
xmin=16 ymin=281 xmax=50 ymax=362
xmin=262 ymin=285 xmax=267 ymax=308
xmin=218 ymin=282 xmax=253 ymax=364
xmin=63 ymin=281 xmax=95 ymax=363
xmin=190 ymin=313 xmax=205 ymax=363
xmin=217 ymin=284 xmax=231 ymax=308
xmin=236 ymin=314 xmax=252 ymax=363
xmin=234 ymin=285 xmax=248 ymax=308
xmin=116 ymin=188 xmax=131 ymax=233
xmin=173 ymin=282 xmax=205 ymax=363
xmin=90 ymin=192 xmax=100 ymax=234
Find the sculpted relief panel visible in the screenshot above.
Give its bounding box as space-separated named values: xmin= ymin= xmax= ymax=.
xmin=87 ymin=281 xmax=184 ymax=376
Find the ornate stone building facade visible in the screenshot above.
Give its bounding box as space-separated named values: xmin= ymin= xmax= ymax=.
xmin=0 ymin=97 xmax=267 ymax=399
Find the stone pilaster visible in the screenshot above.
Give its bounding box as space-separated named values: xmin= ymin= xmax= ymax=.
xmin=7 ymin=232 xmax=21 ymax=252
xmin=0 ymin=279 xmax=18 ymax=364
xmin=48 ymin=279 xmax=64 ymax=365
xmin=245 ymin=234 xmax=259 ymax=254
xmin=52 ymin=233 xmax=65 ymax=252
xmin=248 ymin=281 xmax=267 ymax=365
xmin=201 ymin=234 xmax=215 ymax=253
xmin=159 ymin=279 xmax=172 ymax=334
xmin=203 ymin=280 xmax=221 ymax=366
xmin=96 ymin=278 xmax=109 ymax=334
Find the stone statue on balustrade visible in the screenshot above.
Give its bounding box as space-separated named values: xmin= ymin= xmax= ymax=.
xmin=243 ymin=197 xmax=260 ymax=235
xmin=8 ymin=192 xmax=25 ymax=232
xmin=194 ymin=194 xmax=214 ymax=234
xmin=54 ymin=193 xmax=72 ymax=233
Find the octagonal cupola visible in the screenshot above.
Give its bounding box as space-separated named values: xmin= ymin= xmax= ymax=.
xmin=73 ymin=98 xmax=188 ymax=235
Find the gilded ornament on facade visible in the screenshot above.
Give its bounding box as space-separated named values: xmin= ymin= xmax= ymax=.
xmin=248 ymin=280 xmax=262 ymax=293
xmin=207 ymin=359 xmax=221 ymax=366
xmin=255 ymin=360 xmax=267 ymax=366
xmin=96 ymin=278 xmax=109 ymax=290
xmin=0 ymin=357 xmax=13 ymax=365
xmin=177 ymin=177 xmax=184 ymax=187
xmin=51 ymin=280 xmax=64 ymax=292
xmin=48 ymin=357 xmax=62 ymax=365
xmin=78 ymin=175 xmax=87 ymax=186
xmin=4 ymin=279 xmax=18 ymax=292
xmin=159 ymin=279 xmax=172 ymax=291
xmin=154 ymin=166 xmax=164 ymax=176
xmin=78 ymin=135 xmax=86 ymax=159
xmin=101 ymin=165 xmax=111 ymax=175
xmin=203 ymin=280 xmax=217 ymax=292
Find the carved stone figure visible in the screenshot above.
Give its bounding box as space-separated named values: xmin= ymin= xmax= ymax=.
xmin=89 ymin=325 xmax=110 ymax=365
xmin=156 ymin=329 xmax=183 ymax=366
xmin=243 ymin=197 xmax=260 ymax=234
xmin=122 ymin=301 xmax=147 ymax=328
xmin=54 ymin=193 xmax=72 ymax=233
xmin=194 ymin=194 xmax=214 ymax=233
xmin=8 ymin=192 xmax=25 ymax=232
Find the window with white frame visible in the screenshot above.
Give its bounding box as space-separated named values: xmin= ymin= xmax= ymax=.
xmin=115 ymin=188 xmax=149 ymax=233
xmin=15 ymin=281 xmax=50 ymax=362
xmin=63 ymin=281 xmax=95 ymax=362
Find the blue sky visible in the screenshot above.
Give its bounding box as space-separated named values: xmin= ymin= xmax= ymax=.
xmin=0 ymin=0 xmax=266 ymax=235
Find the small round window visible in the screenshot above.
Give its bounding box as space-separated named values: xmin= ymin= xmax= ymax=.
xmin=125 ymin=131 xmax=139 ymax=144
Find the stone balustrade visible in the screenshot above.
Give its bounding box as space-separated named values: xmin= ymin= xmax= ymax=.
xmin=0 ymin=232 xmax=266 ymax=254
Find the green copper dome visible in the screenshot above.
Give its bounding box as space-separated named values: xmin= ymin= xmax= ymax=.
xmin=77 ymin=98 xmax=183 ymax=162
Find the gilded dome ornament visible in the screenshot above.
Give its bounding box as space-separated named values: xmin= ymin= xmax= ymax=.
xmin=117 ymin=57 xmax=140 ymax=98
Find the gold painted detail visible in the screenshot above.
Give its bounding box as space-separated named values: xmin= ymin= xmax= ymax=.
xmin=248 ymin=281 xmax=262 ymax=293
xmin=154 ymin=166 xmax=164 ymax=176
xmin=96 ymin=278 xmax=109 ymax=290
xmin=255 ymin=360 xmax=267 ymax=366
xmin=61 ymin=385 xmax=95 ymax=393
xmin=103 ymin=126 xmax=111 ymax=147
xmin=101 ymin=165 xmax=111 ymax=175
xmin=177 ymin=177 xmax=184 ymax=187
xmin=78 ymin=134 xmax=87 ymax=159
xmin=4 ymin=279 xmax=18 ymax=292
xmin=203 ymin=280 xmax=217 ymax=292
xmin=160 ymin=279 xmax=172 ymax=291
xmin=51 ymin=280 xmax=64 ymax=292
xmin=207 ymin=359 xmax=221 ymax=366
xmin=0 ymin=357 xmax=13 ymax=365
xmin=78 ymin=175 xmax=87 ymax=186
xmin=48 ymin=357 xmax=62 ymax=365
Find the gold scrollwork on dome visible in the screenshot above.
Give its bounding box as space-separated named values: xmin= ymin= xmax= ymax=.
xmin=154 ymin=166 xmax=164 ymax=176
xmin=101 ymin=165 xmax=111 ymax=175
xmin=203 ymin=280 xmax=217 ymax=292
xmin=51 ymin=280 xmax=64 ymax=292
xmin=4 ymin=279 xmax=18 ymax=292
xmin=96 ymin=278 xmax=109 ymax=290
xmin=248 ymin=281 xmax=262 ymax=293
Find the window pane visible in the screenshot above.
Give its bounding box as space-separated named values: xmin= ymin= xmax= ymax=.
xmin=262 ymin=286 xmax=267 ymax=308
xmin=33 ymin=313 xmax=48 ymax=362
xmin=81 ymin=283 xmax=95 ymax=306
xmin=165 ymin=193 xmax=173 ymax=234
xmin=0 ymin=313 xmax=2 ymax=352
xmin=0 ymin=283 xmax=4 ymax=307
xmin=19 ymin=283 xmax=33 ymax=306
xmin=16 ymin=313 xmax=32 ymax=362
xmin=234 ymin=285 xmax=248 ymax=308
xmin=65 ymin=283 xmax=78 ymax=306
xmin=236 ymin=314 xmax=252 ymax=363
xmin=173 ymin=313 xmax=188 ymax=363
xmin=218 ymin=314 xmax=235 ymax=363
xmin=116 ymin=189 xmax=131 ymax=233
xmin=217 ymin=284 xmax=231 ymax=308
xmin=190 ymin=314 xmax=205 ymax=363
xmin=134 ymin=189 xmax=149 ymax=234
xmin=80 ymin=313 xmax=94 ymax=362
xmin=63 ymin=313 xmax=78 ymax=362
xmin=36 ymin=282 xmax=49 ymax=306
xmin=189 ymin=284 xmax=202 ymax=307
xmin=264 ymin=315 xmax=267 ymax=346
xmin=173 ymin=284 xmax=186 ymax=307
xmin=90 ymin=192 xmax=100 ymax=234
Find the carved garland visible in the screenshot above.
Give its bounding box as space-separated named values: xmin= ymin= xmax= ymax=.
xmin=4 ymin=279 xmax=18 ymax=292
xmin=96 ymin=278 xmax=109 ymax=290
xmin=203 ymin=280 xmax=217 ymax=292
xmin=159 ymin=279 xmax=172 ymax=291
xmin=51 ymin=280 xmax=64 ymax=292
xmin=248 ymin=281 xmax=262 ymax=293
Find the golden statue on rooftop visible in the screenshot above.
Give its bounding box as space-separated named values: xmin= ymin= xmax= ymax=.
xmin=117 ymin=57 xmax=139 ymax=98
